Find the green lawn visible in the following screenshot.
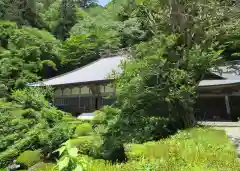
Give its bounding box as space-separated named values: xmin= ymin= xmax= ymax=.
xmin=87 ymin=128 xmax=240 ymax=171
xmin=2 ymin=127 xmax=238 ymax=171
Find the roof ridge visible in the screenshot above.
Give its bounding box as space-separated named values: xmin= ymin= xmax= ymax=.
xmin=100 ymin=48 xmax=131 ymax=58
xmin=34 ymin=55 xmax=125 ymax=85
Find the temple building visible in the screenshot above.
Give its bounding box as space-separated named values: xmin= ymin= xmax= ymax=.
xmin=196 ymin=65 xmax=240 ymax=121
xmin=30 ymin=55 xmax=240 ymax=121
xmin=30 ymin=55 xmax=126 ymax=115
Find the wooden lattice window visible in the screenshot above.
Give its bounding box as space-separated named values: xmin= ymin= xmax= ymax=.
xmin=81 ymin=86 xmax=90 ymax=94
xmin=55 ymin=88 xmax=62 ymax=96
xmin=63 ymin=88 xmax=71 ymax=96
xmin=105 ymin=84 xmax=115 ymax=93
xmin=72 ymin=87 xmax=80 ymax=95
xmin=100 ymin=85 xmax=105 ymax=93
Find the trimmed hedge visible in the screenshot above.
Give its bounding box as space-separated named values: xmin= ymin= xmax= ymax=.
xmin=0 ymin=133 xmax=37 ymax=168
xmin=16 ymin=150 xmax=41 ymax=168
xmin=69 ymin=135 xmax=103 ymax=157
xmin=74 ymin=123 xmax=93 ymax=137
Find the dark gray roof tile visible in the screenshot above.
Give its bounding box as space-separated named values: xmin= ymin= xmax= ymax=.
xmin=30 ymin=55 xmax=126 ymax=86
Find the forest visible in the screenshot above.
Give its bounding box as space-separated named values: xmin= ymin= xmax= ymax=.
xmin=1 ymin=0 xmax=240 ymax=170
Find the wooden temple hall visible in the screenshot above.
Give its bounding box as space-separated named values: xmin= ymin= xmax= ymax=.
xmin=29 ymin=55 xmax=126 ymax=115
xmin=30 ymin=54 xmax=240 ymax=121
xmin=196 ymin=65 xmax=240 ymax=121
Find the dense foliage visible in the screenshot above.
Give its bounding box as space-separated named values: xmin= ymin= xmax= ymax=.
xmin=0 ymin=0 xmax=153 ymax=93
xmin=0 ymin=88 xmax=74 ymax=168
xmin=1 ymin=0 xmax=240 ymax=170
xmin=86 ymin=0 xmax=240 ymax=163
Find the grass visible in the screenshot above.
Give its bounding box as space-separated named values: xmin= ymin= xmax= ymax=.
xmin=3 ymin=127 xmax=237 ymax=170
xmin=87 ymin=128 xmax=240 ymax=171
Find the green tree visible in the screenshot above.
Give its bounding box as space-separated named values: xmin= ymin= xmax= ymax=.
xmin=40 ymin=0 xmax=61 ymax=30
xmin=0 ymin=21 xmax=62 ymax=92
xmin=53 ymin=0 xmax=77 ymax=40
xmin=76 ymin=0 xmax=97 ymax=8
xmin=101 ymin=0 xmax=240 ymax=152
xmin=0 ymin=0 xmax=49 ymax=30
xmin=0 ymin=88 xmax=73 ymax=168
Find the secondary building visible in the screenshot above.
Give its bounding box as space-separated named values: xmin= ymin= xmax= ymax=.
xmin=196 ymin=65 xmax=240 ymax=121
xmin=30 ymin=55 xmax=240 ymax=121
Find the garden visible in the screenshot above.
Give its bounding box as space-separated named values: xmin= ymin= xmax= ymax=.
xmin=1 ymin=0 xmax=240 ymax=170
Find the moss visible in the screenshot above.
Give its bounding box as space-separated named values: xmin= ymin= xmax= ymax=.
xmin=16 ymin=150 xmax=41 ymax=168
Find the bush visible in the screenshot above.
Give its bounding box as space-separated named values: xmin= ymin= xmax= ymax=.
xmin=38 ymin=122 xmax=73 ymax=157
xmin=74 ymin=123 xmax=93 ymax=137
xmin=92 ymin=106 xmax=121 ymax=126
xmin=69 ymin=136 xmax=102 ymax=157
xmin=16 ymin=150 xmax=41 ymax=168
xmin=0 ymin=88 xmax=77 ymax=166
xmin=22 ymin=109 xmax=40 ymax=119
xmin=11 ymin=87 xmax=52 ymax=110
xmin=0 ymin=148 xmax=19 ymax=168
xmin=101 ymin=115 xmax=175 ymax=162
xmin=0 ymin=84 xmax=8 ymax=98
xmin=92 ymin=110 xmax=106 ymax=125
xmin=41 ymin=107 xmax=64 ymax=125
xmin=0 ymin=132 xmax=38 ymax=168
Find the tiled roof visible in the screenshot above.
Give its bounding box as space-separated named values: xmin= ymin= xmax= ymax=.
xmin=29 ymin=55 xmax=126 ymax=86
xmin=29 ymin=57 xmax=240 ymax=87
xmin=198 ymin=65 xmax=240 ymax=87
xmin=198 ymin=79 xmax=240 ymax=87
xmin=211 ymin=65 xmax=240 ymax=80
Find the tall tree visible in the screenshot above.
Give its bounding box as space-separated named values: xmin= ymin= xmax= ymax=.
xmin=0 ymin=21 xmax=61 ymax=91
xmin=76 ymin=0 xmax=97 ymax=8
xmin=53 ymin=0 xmax=77 ymax=40
xmin=1 ymin=0 xmax=49 ymax=30
xmin=102 ymin=0 xmax=240 ymax=149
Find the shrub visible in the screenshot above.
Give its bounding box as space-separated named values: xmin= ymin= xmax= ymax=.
xmin=92 ymin=110 xmax=106 ymax=125
xmin=11 ymin=87 xmax=51 ymax=110
xmin=100 ymin=114 xmax=175 ymax=162
xmin=41 ymin=107 xmax=64 ymax=125
xmin=100 ymin=138 xmax=126 ymax=162
xmin=22 ymin=109 xmax=40 ymax=119
xmin=38 ymin=122 xmax=73 ymax=156
xmin=0 ymin=148 xmax=19 ymax=168
xmin=74 ymin=123 xmax=93 ymax=137
xmin=69 ymin=135 xmax=102 ymax=157
xmin=92 ymin=106 xmax=121 ymax=126
xmin=0 ymin=132 xmax=38 ymax=168
xmin=16 ymin=150 xmax=41 ymax=168
xmin=0 ymin=84 xmax=8 ymax=98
